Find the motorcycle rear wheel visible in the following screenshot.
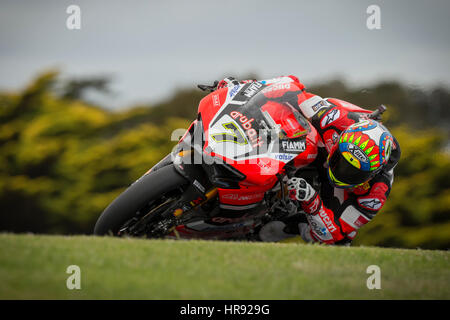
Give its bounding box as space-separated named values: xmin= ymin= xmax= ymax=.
xmin=93 ymin=164 xmax=187 ymax=236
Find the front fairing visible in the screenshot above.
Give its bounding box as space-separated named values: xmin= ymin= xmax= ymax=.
xmin=200 ymin=82 xmax=319 ymax=186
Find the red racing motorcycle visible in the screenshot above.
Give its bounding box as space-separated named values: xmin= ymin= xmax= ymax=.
xmin=94 ymin=80 xmax=383 ymax=240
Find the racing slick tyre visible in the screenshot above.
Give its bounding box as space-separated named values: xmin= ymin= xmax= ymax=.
xmin=93 ymin=164 xmax=187 ymax=236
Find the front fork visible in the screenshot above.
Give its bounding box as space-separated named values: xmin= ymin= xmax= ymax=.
xmin=143 ymin=148 xmax=218 ymax=236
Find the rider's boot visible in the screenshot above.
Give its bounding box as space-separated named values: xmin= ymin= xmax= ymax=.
xmin=258 ymin=214 xmax=306 ymax=242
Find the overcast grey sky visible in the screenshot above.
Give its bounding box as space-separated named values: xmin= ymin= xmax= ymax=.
xmin=1 ymin=0 xmax=449 ymax=108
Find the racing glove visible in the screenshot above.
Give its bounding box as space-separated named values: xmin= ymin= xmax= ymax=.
xmin=287 ymin=177 xmax=322 ymax=215
xmin=287 ymin=177 xmax=316 ymax=202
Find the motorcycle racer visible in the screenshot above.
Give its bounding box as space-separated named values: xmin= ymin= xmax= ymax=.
xmin=215 ymin=76 xmax=401 ymax=245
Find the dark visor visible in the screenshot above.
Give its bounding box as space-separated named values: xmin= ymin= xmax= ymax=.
xmin=329 ymin=149 xmax=373 ymax=185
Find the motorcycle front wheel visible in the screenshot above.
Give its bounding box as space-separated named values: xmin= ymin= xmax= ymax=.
xmin=93 ymin=164 xmax=187 ymax=236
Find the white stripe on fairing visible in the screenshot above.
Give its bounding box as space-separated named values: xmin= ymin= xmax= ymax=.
xmin=340 ymin=205 xmax=370 ymax=230
xmin=231 ymin=100 xmax=246 ymax=105
xmin=219 ymin=203 xmax=260 ymax=210
xmin=186 ymin=220 xmax=206 ymax=227
xmin=186 ymin=219 xmax=254 ymax=232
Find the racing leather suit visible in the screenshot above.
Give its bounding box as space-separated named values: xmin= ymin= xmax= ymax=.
xmin=217 ymin=75 xmax=401 ymax=245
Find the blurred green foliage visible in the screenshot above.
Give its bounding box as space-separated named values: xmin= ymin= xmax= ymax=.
xmin=0 ymin=71 xmax=449 ymax=249
xmin=0 ymin=71 xmax=191 ymax=234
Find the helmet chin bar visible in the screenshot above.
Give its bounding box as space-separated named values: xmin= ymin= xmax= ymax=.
xmin=327 ymin=166 xmax=372 ymax=189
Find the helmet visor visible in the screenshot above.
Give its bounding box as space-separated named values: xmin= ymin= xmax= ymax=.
xmin=329 ymin=149 xmax=373 ymax=185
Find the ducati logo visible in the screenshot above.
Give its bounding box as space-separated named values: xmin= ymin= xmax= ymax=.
xmin=319 ymin=209 xmax=337 ymax=233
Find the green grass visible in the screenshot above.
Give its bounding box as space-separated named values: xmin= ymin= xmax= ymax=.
xmin=0 ymin=233 xmax=449 ymax=299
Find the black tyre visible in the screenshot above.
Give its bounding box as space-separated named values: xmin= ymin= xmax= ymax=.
xmin=93 ymin=164 xmax=187 ymax=236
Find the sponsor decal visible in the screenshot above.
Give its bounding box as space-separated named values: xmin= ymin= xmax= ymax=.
xmin=229 ymin=85 xmax=240 ymax=97
xmin=243 ymin=82 xmax=263 ymax=98
xmin=358 ymin=197 xmax=382 ymax=210
xmin=317 ymin=109 xmax=327 ymax=118
xmin=230 ymin=111 xmax=263 ymax=148
xmin=348 ymin=143 xmax=369 ymax=163
xmin=319 ymin=208 xmax=337 ymax=233
xmin=261 ymin=83 xmax=291 ymax=93
xmin=292 ymin=129 xmax=308 ymax=138
xmin=222 ymin=192 xmax=264 ymax=201
xmin=211 ymin=216 xmax=235 ymax=224
xmin=312 ymin=100 xmax=328 ymax=112
xmin=307 ymin=207 xmax=337 ymax=237
xmin=281 ymin=140 xmax=306 ymax=152
xmin=212 ymin=94 xmax=220 ymax=107
xmin=275 ymin=153 xmax=294 ymax=161
xmin=320 ymin=108 xmax=340 ymax=128
xmin=307 ymin=215 xmax=328 ymax=238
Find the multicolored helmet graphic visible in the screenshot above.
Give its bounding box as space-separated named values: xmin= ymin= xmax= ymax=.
xmin=327 ymin=119 xmax=394 ymax=188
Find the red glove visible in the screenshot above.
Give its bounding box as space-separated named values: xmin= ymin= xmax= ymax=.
xmin=287 ymin=177 xmax=347 ymax=244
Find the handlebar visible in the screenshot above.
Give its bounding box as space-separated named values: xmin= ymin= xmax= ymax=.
xmin=368 ymin=104 xmax=387 ymax=120
xmin=197 ymin=81 xmax=219 ymax=92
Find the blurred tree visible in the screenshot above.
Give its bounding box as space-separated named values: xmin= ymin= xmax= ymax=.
xmin=60 ymin=76 xmax=112 ymax=101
